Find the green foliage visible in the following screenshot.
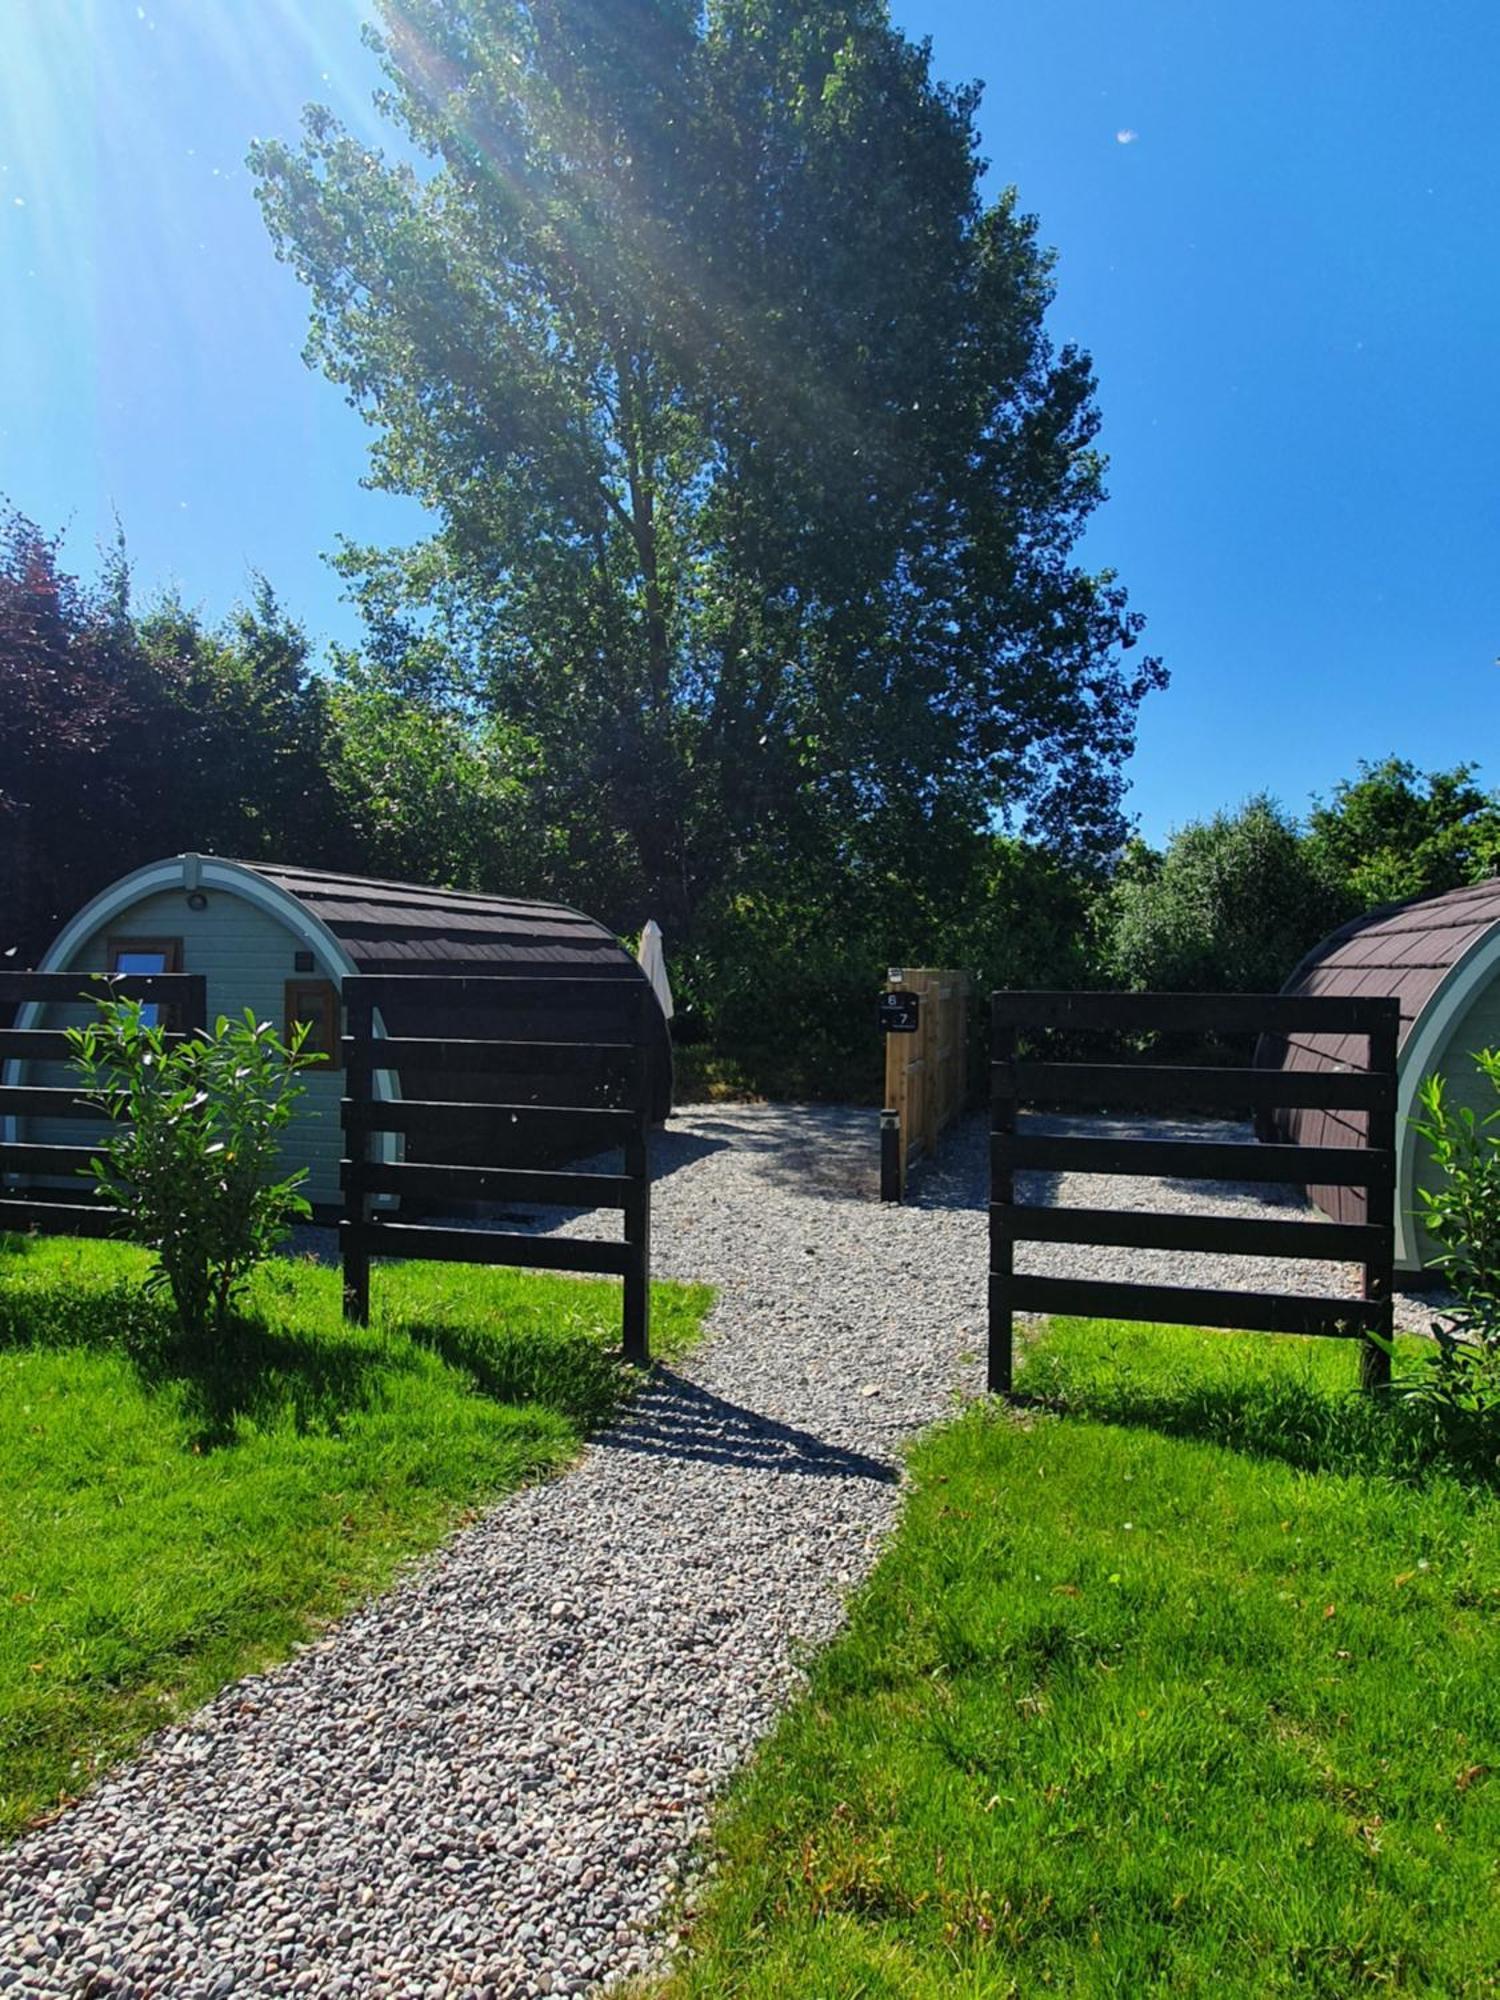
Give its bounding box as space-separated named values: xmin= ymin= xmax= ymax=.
xmin=0 ymin=1232 xmax=710 ymax=1834
xmin=1404 ymin=1052 xmax=1500 ymax=1420
xmin=0 ymin=504 xmax=356 ymax=969
xmin=323 ymin=654 xmax=543 ymax=890
xmin=132 ymin=579 xmax=339 ymax=865
xmin=661 ymin=1321 xmax=1500 ymax=1998
xmin=68 ymin=1000 xmax=322 ymax=1343
xmin=1100 ymin=794 xmax=1348 ymax=994
xmin=250 ymin=0 xmax=1163 ymax=946
xmin=675 ymin=828 xmax=1093 ymax=1100
xmin=1306 ymin=757 xmax=1500 ymax=908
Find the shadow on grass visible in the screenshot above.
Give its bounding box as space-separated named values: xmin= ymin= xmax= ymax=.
xmin=1019 ymin=1350 xmax=1500 ymax=1493
xmin=0 ymin=1274 xmax=629 ymax=1450
xmin=128 ymin=1317 xmax=399 ymax=1448
xmin=0 ymin=1277 xmax=163 ymax=1356
xmin=404 ymin=1319 xmax=628 ymax=1435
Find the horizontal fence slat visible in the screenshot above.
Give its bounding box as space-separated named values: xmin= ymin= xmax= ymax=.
xmin=994 ymin=1203 xmax=1390 ymax=1263
xmin=342 ymin=1160 xmax=634 ymax=1209
xmin=339 ymin=1035 xmax=637 ymax=1076
xmin=0 ymin=1198 xmax=120 ymax=1239
xmin=343 ymin=974 xmax=649 ymax=1012
xmin=991 ymin=990 xmax=1400 ymax=1036
xmin=341 ymin=1098 xmax=635 ymax=1140
xmin=0 ymin=1143 xmax=103 ymax=1174
xmin=0 ymin=1027 xmax=191 ymax=1063
xmin=0 ymin=972 xmax=202 ymax=1004
xmin=340 ymin=1219 xmax=630 ymax=1277
xmin=998 ymin=1060 xmax=1391 ymax=1114
xmin=995 ymin=1130 xmax=1393 ymax=1190
xmin=0 ymin=1086 xmax=121 ymax=1119
xmin=1004 ymin=1273 xmax=1385 ymax=1337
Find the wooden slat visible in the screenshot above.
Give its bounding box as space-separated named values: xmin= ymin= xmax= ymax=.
xmin=991 ymin=990 xmax=1400 ymax=1036
xmin=0 ymin=971 xmax=200 ymax=1004
xmin=994 ymin=1203 xmax=1389 ymax=1263
xmin=0 ymin=1027 xmax=190 ymax=1062
xmin=1360 ymin=1005 xmax=1400 ymax=1388
xmin=1006 ymin=1273 xmax=1385 ymax=1336
xmin=995 ymin=1130 xmax=1393 ymax=1190
xmin=0 ymin=1142 xmax=103 ymax=1174
xmin=0 ymin=1199 xmax=120 ymax=1239
xmin=621 ymin=1081 xmax=651 ymax=1364
xmin=342 ymin=999 xmax=375 ymax=1326
xmin=989 ymin=1013 xmax=1018 ymax=1396
xmin=340 ymin=1220 xmax=630 ymax=1276
xmin=342 ymin=1160 xmax=633 ymax=1208
xmin=0 ymin=1086 xmax=121 ymax=1119
xmin=341 ymin=1098 xmax=635 ymax=1140
xmin=343 ymin=973 xmax=649 ymax=1011
xmin=999 ymin=1060 xmax=1392 ymax=1114
xmin=339 ymin=1035 xmax=636 ymax=1075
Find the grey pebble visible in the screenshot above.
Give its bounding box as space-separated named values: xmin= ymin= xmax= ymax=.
xmin=0 ymin=1105 xmax=1432 ymax=1995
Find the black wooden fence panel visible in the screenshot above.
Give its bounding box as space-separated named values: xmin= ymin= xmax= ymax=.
xmin=339 ymin=975 xmax=654 ymax=1362
xmin=0 ymin=971 xmax=207 ymax=1238
xmin=988 ymin=989 xmax=1400 ymax=1397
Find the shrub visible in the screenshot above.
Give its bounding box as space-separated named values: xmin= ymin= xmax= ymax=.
xmin=68 ymin=999 xmax=322 ymax=1343
xmin=1404 ymin=1050 xmax=1500 ymax=1418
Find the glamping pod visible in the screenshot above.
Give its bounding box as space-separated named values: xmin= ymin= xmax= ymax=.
xmin=1257 ymin=876 xmax=1500 ymax=1271
xmin=5 ymin=855 xmax=672 ymax=1212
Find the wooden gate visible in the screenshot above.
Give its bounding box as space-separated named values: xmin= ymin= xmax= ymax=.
xmin=339 ymin=973 xmax=654 ymax=1362
xmin=882 ymin=967 xmax=971 ymax=1200
xmin=988 ymin=989 xmax=1399 ymax=1396
xmin=0 ymin=969 xmax=208 ymax=1238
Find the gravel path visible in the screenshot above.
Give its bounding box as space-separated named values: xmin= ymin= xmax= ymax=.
xmin=0 ymin=1104 xmax=1436 ymax=1998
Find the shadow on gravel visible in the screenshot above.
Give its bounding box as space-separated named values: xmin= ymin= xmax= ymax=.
xmin=606 ymin=1371 xmax=900 ymax=1484
xmin=681 ymin=1104 xmax=882 ymax=1203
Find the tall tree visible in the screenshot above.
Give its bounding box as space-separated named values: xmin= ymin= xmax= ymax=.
xmin=0 ymin=508 xmax=161 ymax=965
xmin=0 ymin=505 xmax=352 ymax=968
xmin=251 ymin=0 xmax=1162 ymax=937
xmin=1304 ymin=757 xmax=1500 ymax=907
xmin=135 ymin=581 xmax=342 ymax=865
xmin=1100 ymin=796 xmax=1347 ymax=994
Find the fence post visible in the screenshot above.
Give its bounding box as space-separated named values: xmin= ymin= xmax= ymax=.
xmin=341 ymin=989 xmax=372 ymax=1326
xmin=621 ymin=995 xmax=651 ymax=1365
xmin=1360 ymin=997 xmax=1400 ymax=1391
xmin=988 ymin=998 xmax=1016 ymax=1397
xmin=182 ymin=974 xmax=208 ymax=1038
xmin=879 ymin=1108 xmax=902 ymax=1203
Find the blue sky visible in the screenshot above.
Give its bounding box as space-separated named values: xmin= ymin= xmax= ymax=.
xmin=2 ymin=1 xmax=1495 ymax=845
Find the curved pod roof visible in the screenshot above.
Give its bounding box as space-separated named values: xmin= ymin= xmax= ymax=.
xmin=1263 ymin=876 xmax=1500 ymax=1267
xmin=22 ymin=853 xmax=672 ymax=1123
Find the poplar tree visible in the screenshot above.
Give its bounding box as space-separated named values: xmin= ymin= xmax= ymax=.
xmin=253 ymin=0 xmax=1163 ymax=931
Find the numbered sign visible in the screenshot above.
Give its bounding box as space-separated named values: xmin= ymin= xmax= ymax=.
xmin=878 ymin=990 xmax=920 ymax=1035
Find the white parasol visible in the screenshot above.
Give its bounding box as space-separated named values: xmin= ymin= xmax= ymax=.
xmin=636 ymin=918 xmax=674 ymax=1019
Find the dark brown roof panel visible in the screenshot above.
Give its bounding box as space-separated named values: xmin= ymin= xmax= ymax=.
xmin=228 ymin=858 xmax=672 ymax=1121
xmin=1260 ymin=878 xmax=1500 ymax=1203
xmin=236 ymin=861 xmax=636 ymax=978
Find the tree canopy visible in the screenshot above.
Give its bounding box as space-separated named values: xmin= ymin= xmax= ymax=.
xmin=1305 ymin=757 xmax=1500 ymax=908
xmin=250 ymin=0 xmax=1164 ymax=939
xmin=1099 ymin=795 xmax=1346 ymax=995
xmin=0 ymin=507 xmax=345 ymax=968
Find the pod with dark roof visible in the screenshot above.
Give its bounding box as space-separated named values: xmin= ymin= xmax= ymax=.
xmin=3 ymin=855 xmax=672 ymax=1212
xmin=1257 ymin=877 xmax=1500 ymax=1270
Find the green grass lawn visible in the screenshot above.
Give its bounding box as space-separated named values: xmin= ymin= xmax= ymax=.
xmin=0 ymin=1230 xmax=709 ymax=1839
xmin=656 ymin=1321 xmax=1500 ymax=1998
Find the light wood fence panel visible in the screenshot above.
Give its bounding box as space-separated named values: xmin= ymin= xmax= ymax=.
xmin=882 ymin=968 xmax=971 ymax=1198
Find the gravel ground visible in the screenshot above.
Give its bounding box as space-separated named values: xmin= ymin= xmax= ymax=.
xmin=0 ymin=1103 xmax=1437 ymax=1998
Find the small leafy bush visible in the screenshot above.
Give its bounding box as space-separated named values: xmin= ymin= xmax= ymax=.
xmin=68 ymin=999 xmax=322 ymax=1343
xmin=1404 ymin=1049 xmax=1500 ymax=1419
